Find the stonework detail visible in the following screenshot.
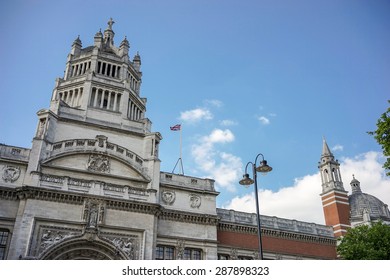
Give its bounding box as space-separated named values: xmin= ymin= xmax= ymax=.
xmin=83 ymin=200 xmax=105 ymax=228
xmin=2 ymin=165 xmax=21 ymax=183
xmin=189 ymin=194 xmax=201 ymax=208
xmin=161 ymin=190 xmax=175 ymax=205
xmin=87 ymin=154 xmax=110 ymax=173
xmin=176 ymin=239 xmax=185 ymax=260
xmin=230 ymin=248 xmax=238 ymax=260
xmin=38 ymin=229 xmax=78 ymax=255
xmin=102 ymin=235 xmax=140 ymax=260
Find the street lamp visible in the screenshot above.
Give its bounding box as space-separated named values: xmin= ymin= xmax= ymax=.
xmin=239 ymin=153 xmax=272 ymax=260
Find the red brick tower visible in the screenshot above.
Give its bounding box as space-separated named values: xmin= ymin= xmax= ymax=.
xmin=318 ymin=139 xmax=350 ymax=237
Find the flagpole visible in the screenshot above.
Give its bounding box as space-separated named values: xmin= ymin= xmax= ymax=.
xmin=171 ymin=124 xmax=184 ymax=175
xmin=179 ymin=124 xmax=182 ymax=161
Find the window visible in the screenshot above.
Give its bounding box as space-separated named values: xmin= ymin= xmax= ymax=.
xmin=0 ymin=230 xmax=9 ymax=260
xmin=218 ymin=254 xmax=230 ymax=260
xmin=156 ymin=245 xmax=175 ymax=260
xmin=238 ymin=256 xmax=253 ymax=260
xmin=183 ymin=248 xmax=202 ymax=260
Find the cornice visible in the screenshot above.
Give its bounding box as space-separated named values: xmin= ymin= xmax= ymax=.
xmin=218 ymin=222 xmax=336 ymax=245
xmin=159 ymin=208 xmax=219 ymax=226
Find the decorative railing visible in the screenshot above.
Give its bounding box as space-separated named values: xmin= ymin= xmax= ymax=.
xmin=39 ymin=173 xmax=150 ymax=200
xmin=217 ymin=208 xmax=334 ymax=237
xmin=0 ymin=144 xmax=31 ymax=162
xmin=49 ymin=137 xmax=143 ymax=171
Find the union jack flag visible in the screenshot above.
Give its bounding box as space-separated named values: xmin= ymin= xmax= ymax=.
xmin=170 ymin=124 xmax=181 ymax=131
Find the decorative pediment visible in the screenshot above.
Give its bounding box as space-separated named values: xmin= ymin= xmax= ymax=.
xmin=45 ymin=136 xmax=146 ymax=177
xmin=41 ymin=152 xmax=148 ymax=181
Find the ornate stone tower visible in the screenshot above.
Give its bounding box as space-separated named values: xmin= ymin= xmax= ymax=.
xmin=24 ymin=18 xmax=162 ymax=190
xmin=7 ymin=19 xmax=163 ymax=260
xmin=318 ymin=139 xmax=350 ymax=237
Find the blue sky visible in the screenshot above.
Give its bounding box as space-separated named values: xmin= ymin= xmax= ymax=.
xmin=1 ymin=0 xmax=389 ymax=224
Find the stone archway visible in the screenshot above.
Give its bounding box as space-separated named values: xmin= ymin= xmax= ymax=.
xmin=39 ymin=237 xmax=128 ymax=260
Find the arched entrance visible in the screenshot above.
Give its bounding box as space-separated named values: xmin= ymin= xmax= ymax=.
xmin=39 ymin=237 xmax=128 ymax=260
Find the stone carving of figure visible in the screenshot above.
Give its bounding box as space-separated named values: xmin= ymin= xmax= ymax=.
xmin=98 ymin=205 xmax=105 ymax=223
xmin=107 ymin=18 xmax=115 ymax=29
xmin=176 ymin=239 xmax=185 ymax=260
xmin=37 ymin=118 xmax=46 ymax=138
xmin=111 ymin=237 xmax=136 ymax=259
xmin=88 ymin=206 xmax=98 ymax=228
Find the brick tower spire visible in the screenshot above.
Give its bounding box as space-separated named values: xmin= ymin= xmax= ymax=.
xmin=318 ymin=139 xmax=350 ymax=237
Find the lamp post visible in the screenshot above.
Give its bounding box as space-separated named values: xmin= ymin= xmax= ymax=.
xmin=239 ymin=153 xmax=272 ymax=260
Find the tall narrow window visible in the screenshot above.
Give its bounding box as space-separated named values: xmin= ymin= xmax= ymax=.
xmin=102 ymin=63 xmax=106 ymax=75
xmin=97 ymin=61 xmax=101 ymax=74
xmin=116 ymin=94 xmax=121 ymax=112
xmin=0 ymin=229 xmax=9 ymax=260
xmin=106 ymin=64 xmax=111 ymax=77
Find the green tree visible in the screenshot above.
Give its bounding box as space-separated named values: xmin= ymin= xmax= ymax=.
xmin=337 ymin=221 xmax=390 ymax=259
xmin=368 ymin=100 xmax=390 ymax=176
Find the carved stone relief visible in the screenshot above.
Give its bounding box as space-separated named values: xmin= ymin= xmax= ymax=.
xmin=83 ymin=200 xmax=105 ymax=228
xmin=103 ymin=235 xmax=140 ymax=260
xmin=161 ymin=190 xmax=175 ymax=205
xmin=2 ymin=165 xmax=21 ymax=183
xmin=176 ymin=239 xmax=185 ymax=260
xmin=86 ymin=154 xmax=110 ymax=173
xmin=38 ymin=229 xmax=78 ymax=255
xmin=96 ymin=135 xmax=108 ymax=148
xmin=230 ymin=248 xmax=238 ymax=260
xmin=189 ymin=194 xmax=201 ymax=208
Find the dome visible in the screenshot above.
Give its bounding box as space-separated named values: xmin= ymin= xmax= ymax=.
xmin=348 ymin=176 xmax=390 ymax=224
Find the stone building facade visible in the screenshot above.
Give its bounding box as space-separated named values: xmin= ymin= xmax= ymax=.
xmin=0 ymin=19 xmax=337 ymax=260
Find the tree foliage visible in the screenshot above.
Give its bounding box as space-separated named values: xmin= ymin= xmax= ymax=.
xmin=337 ymin=221 xmax=390 ymax=259
xmin=368 ymin=100 xmax=390 ymax=176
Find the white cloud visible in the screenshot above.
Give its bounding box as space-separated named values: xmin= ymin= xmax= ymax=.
xmin=332 ymin=144 xmax=344 ymax=152
xmin=205 ymin=99 xmax=223 ymax=108
xmin=224 ymin=173 xmax=323 ymax=223
xmin=206 ymin=129 xmax=235 ymax=143
xmin=220 ymin=119 xmax=238 ymax=126
xmin=179 ymin=108 xmax=213 ymax=123
xmin=191 ymin=129 xmax=242 ymax=192
xmin=258 ymin=116 xmax=270 ymax=125
xmin=223 ymin=151 xmax=390 ymax=225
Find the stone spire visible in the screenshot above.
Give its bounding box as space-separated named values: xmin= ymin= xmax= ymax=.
xmin=104 ymin=18 xmax=115 ymax=46
xmin=94 ymin=29 xmax=103 ymax=48
xmin=133 ymin=51 xmax=141 ymax=72
xmin=71 ymin=35 xmax=82 ymax=56
xmin=318 ymin=138 xmax=344 ymax=194
xmin=321 ymin=137 xmax=333 ymax=158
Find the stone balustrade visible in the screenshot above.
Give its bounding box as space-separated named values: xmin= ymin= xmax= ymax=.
xmin=0 ymin=144 xmax=31 ymax=162
xmin=49 ymin=138 xmax=143 ymax=171
xmin=38 ymin=173 xmax=152 ymax=201
xmin=217 ymin=208 xmax=334 ymax=237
